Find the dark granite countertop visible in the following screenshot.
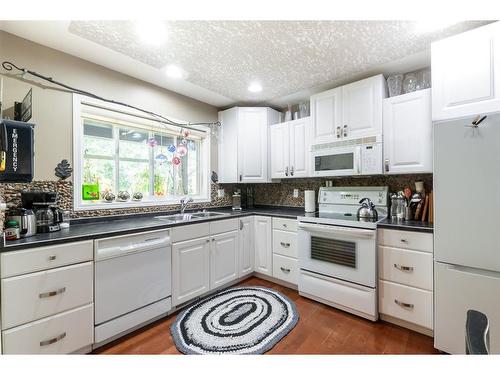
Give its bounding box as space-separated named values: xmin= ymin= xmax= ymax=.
xmin=377 ymin=217 xmax=434 ymax=233
xmin=1 ymin=206 xmax=306 ymax=252
xmin=1 ymin=206 xmax=433 ymax=252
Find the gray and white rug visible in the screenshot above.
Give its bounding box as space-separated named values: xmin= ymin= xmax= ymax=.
xmin=170 ymin=286 xmax=299 ymax=354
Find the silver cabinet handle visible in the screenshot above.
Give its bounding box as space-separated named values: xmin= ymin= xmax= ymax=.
xmin=212 ymin=238 xmax=215 ymax=242
xmin=280 ymin=242 xmax=291 ymax=248
xmin=343 ymin=124 xmax=348 ymax=138
xmin=48 ymin=255 xmax=57 ymax=261
xmin=283 ymin=223 xmax=287 ymax=228
xmin=239 ymin=174 xmax=242 ymax=182
xmin=394 ymin=264 xmax=414 ymax=272
xmin=394 ymin=299 xmax=414 ymax=309
xmin=40 ymin=332 xmax=66 ymax=347
xmin=400 ymin=238 xmax=408 ymax=243
xmin=336 ymin=126 xmax=341 ymax=138
xmin=290 ymin=166 xmax=294 ymax=176
xmin=240 ymin=220 xmax=243 ymax=230
xmin=385 ymin=159 xmax=390 ymax=172
xmin=39 ymin=287 xmax=66 ymax=299
xmin=280 ymin=267 xmax=291 ymax=273
xmin=206 ymin=239 xmax=210 ymax=243
xmin=285 ymin=166 xmax=289 ymax=176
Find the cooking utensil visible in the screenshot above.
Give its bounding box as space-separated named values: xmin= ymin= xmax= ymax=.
xmin=357 ymin=198 xmax=378 ymax=220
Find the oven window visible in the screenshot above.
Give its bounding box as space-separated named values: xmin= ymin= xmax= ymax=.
xmin=311 ymin=236 xmax=356 ymax=268
xmin=315 ymin=153 xmax=354 ymax=172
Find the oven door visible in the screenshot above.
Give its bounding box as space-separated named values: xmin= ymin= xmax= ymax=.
xmin=298 ymin=222 xmax=376 ymax=288
xmin=311 ymin=145 xmax=361 ymax=177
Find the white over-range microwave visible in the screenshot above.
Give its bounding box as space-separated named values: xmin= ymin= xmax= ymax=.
xmin=310 ymin=136 xmax=383 ymax=177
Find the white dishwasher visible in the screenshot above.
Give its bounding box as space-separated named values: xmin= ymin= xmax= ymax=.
xmin=94 ymin=229 xmax=172 ymax=345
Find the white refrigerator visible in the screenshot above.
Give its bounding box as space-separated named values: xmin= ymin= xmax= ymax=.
xmin=434 ymin=112 xmax=500 ymax=354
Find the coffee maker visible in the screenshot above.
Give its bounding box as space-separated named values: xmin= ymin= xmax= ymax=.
xmin=21 ymin=191 xmax=63 ymax=233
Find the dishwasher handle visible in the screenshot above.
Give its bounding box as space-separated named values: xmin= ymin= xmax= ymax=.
xmin=96 ymin=235 xmax=171 ymax=260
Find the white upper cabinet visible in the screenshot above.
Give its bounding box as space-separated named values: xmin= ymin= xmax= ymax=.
xmin=270 ymin=118 xmax=311 ymax=179
xmin=383 ymin=89 xmax=433 ymax=174
xmin=310 ymin=87 xmax=343 ymax=143
xmin=432 ymin=21 xmax=500 ymax=121
xmin=341 ymin=75 xmax=386 ymax=139
xmin=310 ymin=74 xmax=387 ymax=144
xmin=218 ymin=107 xmax=279 ymax=183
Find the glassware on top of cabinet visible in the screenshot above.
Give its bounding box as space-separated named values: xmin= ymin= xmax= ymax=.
xmin=299 ymin=102 xmax=309 ymax=118
xmin=284 ymin=104 xmax=292 ymax=122
xmin=403 ymin=73 xmax=418 ymax=94
xmin=387 ymin=74 xmax=404 ymax=97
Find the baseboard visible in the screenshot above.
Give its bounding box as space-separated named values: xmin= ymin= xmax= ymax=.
xmin=379 ymin=313 xmax=434 ymax=337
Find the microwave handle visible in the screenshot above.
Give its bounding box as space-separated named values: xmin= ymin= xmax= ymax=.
xmin=357 ymin=151 xmax=361 ymax=174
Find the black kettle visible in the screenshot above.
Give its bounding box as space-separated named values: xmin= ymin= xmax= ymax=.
xmin=357 ymin=198 xmax=378 ymax=220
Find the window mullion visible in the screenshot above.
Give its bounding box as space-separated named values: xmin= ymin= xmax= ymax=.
xmin=149 ymin=131 xmax=155 ymax=198
xmin=114 ymin=127 xmax=120 ymax=194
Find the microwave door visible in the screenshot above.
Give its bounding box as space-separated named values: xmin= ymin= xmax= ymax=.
xmin=313 ymin=147 xmax=360 ymax=176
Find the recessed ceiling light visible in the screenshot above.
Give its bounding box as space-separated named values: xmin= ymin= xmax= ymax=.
xmin=165 ymin=64 xmax=185 ymax=79
xmin=134 ymin=21 xmax=167 ymax=46
xmin=414 ymin=20 xmax=458 ymax=33
xmin=248 ymin=82 xmax=263 ymax=93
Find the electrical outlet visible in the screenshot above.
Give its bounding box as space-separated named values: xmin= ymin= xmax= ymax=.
xmin=217 ymin=189 xmax=225 ymax=198
xmin=293 ymin=189 xmax=299 ymax=198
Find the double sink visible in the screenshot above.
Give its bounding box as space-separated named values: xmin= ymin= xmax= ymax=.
xmin=154 ymin=211 xmax=230 ymax=223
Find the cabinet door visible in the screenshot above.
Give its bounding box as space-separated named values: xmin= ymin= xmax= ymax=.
xmin=310 ymin=87 xmax=343 ymax=144
xmin=254 ymin=216 xmax=272 ymax=276
xmin=239 ymin=217 xmax=254 ymax=277
xmin=342 ymin=74 xmax=386 ymax=139
xmin=289 ymin=117 xmax=311 ymax=178
xmin=210 ymin=231 xmax=239 ymax=290
xmin=172 ymin=237 xmax=210 ymax=306
xmin=270 ymin=123 xmax=290 ymax=178
xmin=383 ymin=89 xmax=432 ymax=174
xmin=238 ymin=107 xmax=269 ymax=183
xmin=218 ymin=107 xmax=239 ymax=183
xmin=432 ymin=22 xmax=500 ymax=121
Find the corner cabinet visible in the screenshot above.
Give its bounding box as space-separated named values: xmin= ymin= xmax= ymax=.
xmin=218 ymin=107 xmax=280 ymax=183
xmin=432 ymin=21 xmax=500 ymax=121
xmin=310 ymin=74 xmax=387 ymax=144
xmin=270 ymin=117 xmax=311 ymax=179
xmin=254 ymin=216 xmax=273 ymax=276
xmin=383 ymin=89 xmax=433 ymax=174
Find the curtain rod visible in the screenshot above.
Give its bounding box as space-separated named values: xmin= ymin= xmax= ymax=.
xmin=1 ymin=61 xmax=221 ymax=130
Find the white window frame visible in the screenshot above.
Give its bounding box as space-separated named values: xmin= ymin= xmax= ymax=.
xmin=72 ymin=94 xmax=211 ymax=211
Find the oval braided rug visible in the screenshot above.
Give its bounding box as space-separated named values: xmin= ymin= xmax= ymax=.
xmin=170 ymin=286 xmax=299 ymax=354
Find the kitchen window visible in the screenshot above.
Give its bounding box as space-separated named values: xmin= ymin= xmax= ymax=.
xmin=73 ymin=95 xmax=210 ymax=210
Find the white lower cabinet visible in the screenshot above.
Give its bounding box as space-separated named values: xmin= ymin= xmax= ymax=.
xmin=2 ymin=304 xmax=94 ymax=354
xmin=238 ymin=217 xmax=254 ymax=277
xmin=254 ymin=216 xmax=273 ymax=276
xmin=271 ymin=218 xmax=299 ymax=286
xmin=272 ymin=254 xmax=298 ymax=285
xmin=172 ymin=237 xmax=211 ymax=306
xmin=210 ymin=231 xmax=239 ymax=290
xmin=377 ymin=229 xmax=434 ymax=333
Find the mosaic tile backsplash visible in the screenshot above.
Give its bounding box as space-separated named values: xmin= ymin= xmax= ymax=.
xmin=0 ymin=174 xmax=432 ymax=232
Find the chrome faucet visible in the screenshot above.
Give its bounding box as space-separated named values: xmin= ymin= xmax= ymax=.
xmin=180 ymin=196 xmax=194 ymax=214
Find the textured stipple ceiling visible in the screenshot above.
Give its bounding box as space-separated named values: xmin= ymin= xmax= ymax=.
xmin=68 ymin=20 xmax=488 ymax=105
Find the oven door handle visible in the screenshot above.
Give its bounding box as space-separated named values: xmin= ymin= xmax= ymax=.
xmin=298 ymin=222 xmax=375 ymax=238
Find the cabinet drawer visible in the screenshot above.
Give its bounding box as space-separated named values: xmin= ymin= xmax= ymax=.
xmin=2 ymin=304 xmax=93 ymax=354
xmin=272 ymin=230 xmax=298 ymax=258
xmin=377 ymin=229 xmax=433 ymax=253
xmin=379 ymin=280 xmax=433 ymax=329
xmin=210 ymin=218 xmax=239 ymax=235
xmin=1 ymin=240 xmax=93 ymax=278
xmin=272 ymin=254 xmax=298 ymax=285
xmin=378 ymin=246 xmax=433 ymax=290
xmin=171 ymin=222 xmax=210 ymax=243
xmin=272 ymin=218 xmax=297 ymax=232
xmin=1 ymin=262 xmax=93 ymax=330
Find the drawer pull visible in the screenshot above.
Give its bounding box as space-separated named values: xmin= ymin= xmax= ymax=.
xmin=280 ymin=267 xmax=291 ymax=273
xmin=48 ymin=255 xmax=57 ymax=261
xmin=39 ymin=287 xmax=66 ymax=299
xmin=400 ymin=239 xmax=408 ymax=243
xmin=394 ymin=299 xmax=414 ymax=309
xmin=394 ymin=264 xmax=414 ymax=272
xmin=40 ymin=332 xmax=67 ymax=347
xmin=280 ymin=242 xmax=291 ymax=248
xmin=283 ymin=224 xmax=287 ymax=228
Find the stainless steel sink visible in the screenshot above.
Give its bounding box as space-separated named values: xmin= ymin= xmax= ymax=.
xmin=154 ymin=211 xmax=229 ymax=222
xmin=191 ymin=212 xmax=229 ymax=218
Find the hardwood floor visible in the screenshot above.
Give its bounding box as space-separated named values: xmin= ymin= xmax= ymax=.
xmin=93 ymin=277 xmax=440 ymax=355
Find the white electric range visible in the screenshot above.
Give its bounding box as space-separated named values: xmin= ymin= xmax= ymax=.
xmin=297 ymin=186 xmax=388 ymax=321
